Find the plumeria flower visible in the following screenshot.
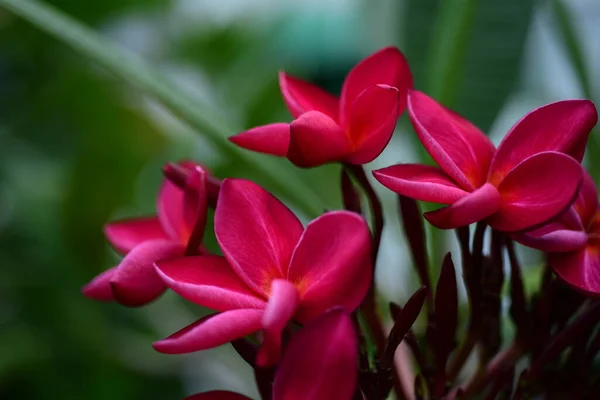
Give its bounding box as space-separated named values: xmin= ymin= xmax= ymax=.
xmin=374 ymin=90 xmax=597 ymax=231
xmin=229 ymin=47 xmax=413 ymax=167
xmin=515 ymin=171 xmax=600 ymax=295
xmin=153 ymin=179 xmax=371 ymax=366
xmin=184 ymin=309 xmax=358 ymax=400
xmin=82 ymin=162 xmax=214 ymax=306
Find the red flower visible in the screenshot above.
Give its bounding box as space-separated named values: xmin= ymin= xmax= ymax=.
xmin=152 ymin=179 xmax=371 ymax=366
xmin=229 ymin=47 xmax=413 ymax=167
xmin=515 ymin=171 xmax=600 ymax=295
xmin=184 ymin=309 xmax=357 ymax=400
xmin=82 ymin=162 xmax=211 ymax=306
xmin=374 ymin=90 xmax=597 ymax=231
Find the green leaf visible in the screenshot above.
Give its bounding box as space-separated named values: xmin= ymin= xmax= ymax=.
xmin=551 ymin=0 xmax=600 ymax=182
xmin=0 ymin=0 xmax=324 ymax=217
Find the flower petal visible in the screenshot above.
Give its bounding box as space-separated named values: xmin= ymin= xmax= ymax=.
xmin=489 ymin=152 xmax=583 ymax=232
xmin=110 ymin=239 xmax=185 ymax=306
xmin=512 ymin=223 xmax=588 ymax=252
xmin=573 ymin=170 xmax=599 ymax=226
xmin=489 ymin=100 xmax=597 ymax=185
xmin=344 ymin=85 xmax=400 ymax=164
xmin=424 ymin=183 xmax=501 ymax=229
xmin=549 ymin=248 xmax=600 ymax=296
xmin=215 ymin=179 xmax=304 ymax=296
xmin=155 ymin=255 xmax=267 ymax=311
xmin=229 ymin=123 xmax=290 ymax=157
xmin=273 ymin=309 xmax=357 ymax=400
xmin=287 ymin=111 xmax=353 ymax=167
xmin=153 ymin=309 xmax=264 ymax=354
xmin=183 ymin=166 xmax=208 ymax=250
xmin=288 ymin=211 xmax=372 ymax=322
xmin=340 ymin=46 xmax=412 ymax=124
xmin=256 ymin=279 xmax=300 ymax=367
xmin=186 ymin=392 xmax=252 ymax=400
xmin=158 ymin=177 xmax=187 ymax=241
xmin=82 ymin=267 xmax=117 ymax=301
xmin=104 ymin=218 xmax=168 ymax=255
xmin=373 ymin=164 xmax=469 ymax=204
xmin=278 ymin=72 xmax=340 ymax=120
xmin=407 ymin=90 xmax=495 ymax=190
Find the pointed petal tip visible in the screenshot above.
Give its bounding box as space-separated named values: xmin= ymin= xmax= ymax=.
xmin=229 ymin=123 xmax=291 ymax=157
xmin=82 ymin=267 xmax=117 ymax=302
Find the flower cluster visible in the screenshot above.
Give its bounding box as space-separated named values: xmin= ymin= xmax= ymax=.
xmin=84 ymin=46 xmax=600 ymax=399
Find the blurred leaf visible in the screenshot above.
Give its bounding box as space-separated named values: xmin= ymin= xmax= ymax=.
xmin=434 ymin=253 xmax=458 ymax=366
xmin=405 ymin=0 xmax=534 ymax=132
xmin=453 ymin=0 xmax=534 ymax=131
xmin=0 ymin=0 xmax=324 ymax=217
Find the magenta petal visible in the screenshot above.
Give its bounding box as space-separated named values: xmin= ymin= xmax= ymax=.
xmin=288 ymin=211 xmax=372 ymax=322
xmin=512 ymin=224 xmax=588 ymax=252
xmin=82 ymin=267 xmax=117 ymax=301
xmin=344 ymin=85 xmax=400 ymax=164
xmin=549 ymin=248 xmax=600 ymax=296
xmin=153 ymin=309 xmax=264 ymax=354
xmin=110 ymin=239 xmax=185 ymax=307
xmin=287 ymin=111 xmax=353 ymax=167
xmin=229 ymin=123 xmax=290 ymax=157
xmin=407 ymin=90 xmax=495 ymax=190
xmin=104 ymin=218 xmax=168 ymax=254
xmin=155 ymin=255 xmax=267 ymax=311
xmin=182 ymin=166 xmax=208 ymax=248
xmin=157 ymin=177 xmax=187 ymax=241
xmin=373 ymin=164 xmax=469 ymax=204
xmin=278 ymin=72 xmax=340 ymax=120
xmin=489 ymin=100 xmax=597 ymax=184
xmin=186 ymin=392 xmax=252 ymax=400
xmin=273 ymin=309 xmax=357 ymax=400
xmin=489 ymin=152 xmax=583 ymax=232
xmin=573 ymin=170 xmax=599 ymax=226
xmin=256 ymin=279 xmax=300 ymax=367
xmin=340 ymin=46 xmax=413 ymax=124
xmin=424 ymin=183 xmax=501 ymax=229
xmin=215 ymin=179 xmax=304 ymax=296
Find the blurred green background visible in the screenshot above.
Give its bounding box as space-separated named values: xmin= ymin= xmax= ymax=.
xmin=0 ymin=0 xmax=599 ymax=399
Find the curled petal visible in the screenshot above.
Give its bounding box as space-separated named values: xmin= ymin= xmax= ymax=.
xmin=278 ymin=72 xmax=339 ymax=120
xmin=288 ymin=111 xmax=353 ymax=167
xmin=549 ymin=248 xmax=600 ymax=296
xmin=82 ymin=267 xmax=117 ymax=301
xmin=373 ymin=164 xmax=469 ymax=204
xmin=158 ymin=178 xmax=187 ymax=241
xmin=110 ymin=239 xmax=185 ymax=307
xmin=229 ymin=123 xmax=290 ymax=157
xmin=407 ymin=90 xmax=495 ymax=190
xmin=573 ymin=170 xmax=599 ymax=226
xmin=273 ymin=309 xmax=357 ymax=400
xmin=153 ymin=309 xmax=264 ymax=354
xmin=424 ymin=183 xmax=501 ymax=229
xmin=256 ymin=280 xmax=300 ymax=367
xmin=104 ymin=218 xmax=168 ymax=255
xmin=345 ymin=85 xmax=400 ymax=164
xmin=215 ymin=179 xmax=304 ymax=296
xmin=183 ymin=166 xmax=208 ymax=249
xmin=489 ymin=100 xmax=597 ymax=185
xmin=340 ymin=46 xmax=413 ymax=123
xmin=186 ymin=391 xmax=252 ymax=400
xmin=288 ymin=211 xmax=372 ymax=322
xmin=155 ymin=255 xmax=267 ymax=311
xmin=489 ymin=152 xmax=583 ymax=232
xmin=512 ymin=223 xmax=588 ymax=252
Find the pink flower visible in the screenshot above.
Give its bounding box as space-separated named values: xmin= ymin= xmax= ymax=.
xmin=373 ymin=90 xmax=597 ymax=231
xmin=152 ymin=179 xmax=371 ymax=366
xmin=184 ymin=309 xmax=358 ymax=400
xmin=82 ymin=162 xmax=212 ymax=306
xmin=514 ymin=171 xmax=600 ymax=295
xmin=229 ymin=47 xmax=413 ymax=167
